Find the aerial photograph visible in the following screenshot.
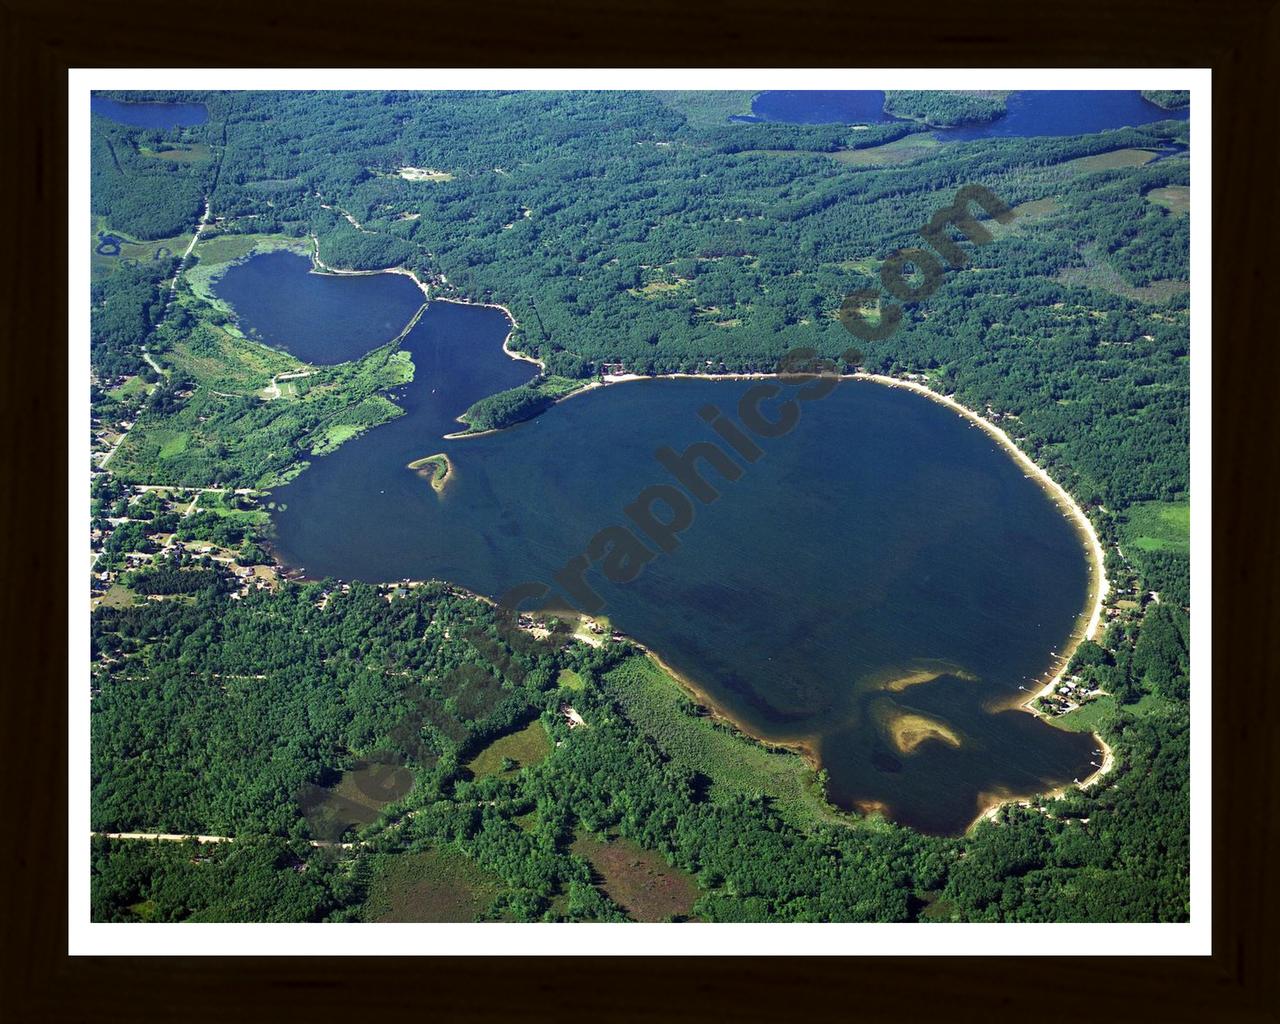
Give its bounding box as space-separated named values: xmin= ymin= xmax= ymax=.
xmin=86 ymin=85 xmax=1193 ymax=926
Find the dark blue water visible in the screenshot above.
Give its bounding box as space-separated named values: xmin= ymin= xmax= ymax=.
xmin=211 ymin=252 xmax=425 ymax=364
xmin=738 ymin=90 xmax=1189 ymax=139
xmin=91 ymin=96 xmax=209 ymax=128
xmin=941 ymin=90 xmax=1189 ymax=140
xmin=734 ymin=91 xmax=902 ymax=125
xmin=251 ymin=268 xmax=1097 ymax=834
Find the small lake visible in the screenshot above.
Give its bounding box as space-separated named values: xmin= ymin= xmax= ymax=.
xmin=734 ymin=91 xmax=899 ymax=125
xmin=237 ymin=255 xmax=1098 ymax=835
xmin=736 ymin=90 xmax=1189 ymax=139
xmin=211 ymin=251 xmax=425 ymax=364
xmin=91 ymin=96 xmax=209 ymax=128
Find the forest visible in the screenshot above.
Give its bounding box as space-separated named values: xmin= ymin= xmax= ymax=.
xmin=91 ymin=116 xmax=212 ymax=240
xmin=88 ymin=90 xmax=1192 ymax=923
xmin=92 ymin=90 xmax=1189 ymax=509
xmin=881 ymin=90 xmax=1008 ymax=126
xmin=457 ymin=383 xmax=554 ymax=433
xmin=1142 ymin=90 xmax=1191 ymax=110
xmin=91 ymin=573 xmax=1189 ymax=923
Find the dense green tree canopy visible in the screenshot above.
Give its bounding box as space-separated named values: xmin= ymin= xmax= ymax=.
xmin=89 ymin=90 xmax=1192 ymax=924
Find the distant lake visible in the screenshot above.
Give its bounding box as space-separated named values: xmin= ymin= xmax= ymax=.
xmin=734 ymin=91 xmax=900 ymax=125
xmin=737 ymin=90 xmax=1189 ymax=139
xmin=91 ymin=96 xmax=209 ymax=128
xmin=211 ymin=251 xmax=424 ymax=364
xmin=239 ymin=258 xmax=1098 ymax=835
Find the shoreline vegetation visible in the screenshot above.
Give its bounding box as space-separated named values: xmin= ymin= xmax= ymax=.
xmin=212 ymin=235 xmax=1111 ymax=829
xmin=243 ymin=252 xmax=1113 ymax=833
xmin=222 ymin=231 xmax=1121 ymax=829
xmin=406 ymin=453 xmax=452 ymax=494
xmin=1140 ymin=89 xmax=1192 ymax=111
xmin=309 ymin=235 xmax=432 ymax=301
xmin=881 ymin=90 xmax=1011 ymax=128
xmin=972 ymin=733 xmax=1116 ymax=832
xmin=89 ymin=94 xmax=1190 ymax=921
xmin=481 ymin=334 xmax=1110 ymax=831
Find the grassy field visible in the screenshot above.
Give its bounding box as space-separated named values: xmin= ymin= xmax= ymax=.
xmin=1010 ymin=197 xmax=1060 ymax=219
xmin=107 ymin=375 xmax=153 ymax=401
xmin=91 ymin=218 xmax=194 ymax=282
xmin=156 ymin=430 xmax=189 ymax=459
xmin=829 ymin=134 xmax=943 ymax=167
xmin=988 ymin=197 xmax=1061 ymax=240
xmin=191 ymin=231 xmax=308 ymax=269
xmin=1056 ymin=258 xmax=1189 ymax=304
xmin=602 ymin=656 xmax=850 ymax=831
xmin=195 ymin=489 xmax=270 ymax=525
xmin=139 ymin=142 xmax=212 ymax=164
xmin=168 ymin=321 xmax=299 ymax=394
xmin=465 ymin=719 xmax=552 ymax=780
xmin=1147 ymin=185 xmax=1190 ymax=216
xmin=732 ymin=135 xmax=942 ymax=169
xmin=570 ymin=832 xmax=698 ymax=922
xmin=1049 ymin=695 xmax=1118 ymax=734
xmin=1121 ymin=500 xmax=1191 ymax=553
xmin=297 ymin=761 xmax=415 ymax=842
xmin=1060 ymin=148 xmax=1160 ymax=174
xmin=630 ymin=277 xmax=690 ymax=299
xmin=362 ymin=848 xmax=500 ymax=922
xmin=656 ymin=91 xmax=756 ymax=127
xmin=96 ymin=583 xmax=138 ymax=609
xmin=1053 ymin=691 xmax=1172 ymax=735
xmin=556 ymin=668 xmax=585 ymax=691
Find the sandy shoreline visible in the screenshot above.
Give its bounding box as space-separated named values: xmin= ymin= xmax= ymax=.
xmin=543 ymin=367 xmax=1111 ymax=710
xmin=406 ymin=452 xmax=453 ymax=495
xmin=455 ymin=363 xmax=1114 ymax=832
xmin=308 ymin=237 xmax=433 ymax=301
xmin=429 ymin=296 xmax=546 ymax=372
xmin=627 ymin=635 xmax=821 ymax=758
xmin=850 ymin=373 xmax=1110 ymax=706
xmin=266 ymin=253 xmax=1115 ymax=833
xmin=971 ymin=731 xmax=1116 ymax=832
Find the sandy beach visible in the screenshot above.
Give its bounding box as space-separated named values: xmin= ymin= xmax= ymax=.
xmin=308 ymin=236 xmax=432 ymax=300
xmin=475 ymin=362 xmax=1116 ymax=832
xmin=850 ymin=372 xmax=1110 ymax=714
xmin=273 ymin=256 xmax=1117 ymax=832
xmin=428 ymin=296 xmax=545 ymax=372
xmin=551 ymin=368 xmax=1111 ymax=705
xmin=970 ymin=731 xmax=1116 ymax=832
xmin=406 ymin=452 xmax=453 ymax=495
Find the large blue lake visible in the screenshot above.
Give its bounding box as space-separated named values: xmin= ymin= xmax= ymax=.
xmin=91 ymin=96 xmax=209 ymax=128
xmin=229 ymin=254 xmax=1100 ymax=834
xmin=737 ymin=89 xmax=1189 ymax=139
